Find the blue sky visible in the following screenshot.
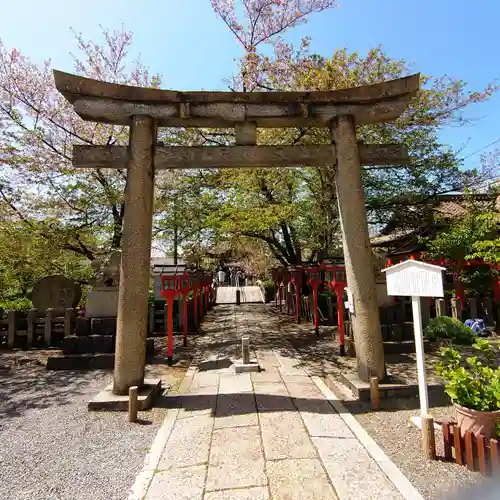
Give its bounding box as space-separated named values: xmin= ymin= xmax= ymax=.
xmin=1 ymin=0 xmax=498 ymax=172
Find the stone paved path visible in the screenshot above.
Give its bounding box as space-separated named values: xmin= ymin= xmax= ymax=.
xmin=134 ymin=304 xmax=417 ymax=500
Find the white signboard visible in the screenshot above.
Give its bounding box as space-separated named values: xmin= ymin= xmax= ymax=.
xmin=382 ymin=259 xmax=446 ymax=421
xmin=383 ymin=260 xmax=445 ymax=298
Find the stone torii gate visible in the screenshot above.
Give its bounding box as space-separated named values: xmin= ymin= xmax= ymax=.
xmin=54 ymin=70 xmax=419 ymax=394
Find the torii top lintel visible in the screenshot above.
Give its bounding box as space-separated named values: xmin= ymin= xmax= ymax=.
xmin=53 ymin=70 xmax=420 ymax=128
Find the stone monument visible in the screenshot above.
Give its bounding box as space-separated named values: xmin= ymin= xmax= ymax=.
xmin=32 ymin=275 xmax=82 ymax=312
xmin=85 ymin=251 xmax=121 ymax=318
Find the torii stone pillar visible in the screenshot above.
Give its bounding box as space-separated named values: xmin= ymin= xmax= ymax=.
xmin=113 ymin=115 xmax=156 ymax=395
xmin=332 ymin=115 xmax=385 ymax=381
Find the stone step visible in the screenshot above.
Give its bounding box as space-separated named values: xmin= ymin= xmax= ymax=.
xmin=62 ymin=335 xmax=154 ymax=356
xmin=383 ymin=340 xmax=431 ymax=354
xmin=47 ymin=346 xmax=154 ymax=370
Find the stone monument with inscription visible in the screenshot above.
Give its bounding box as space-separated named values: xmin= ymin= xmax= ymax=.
xmin=85 ymin=251 xmax=121 ymax=318
xmin=32 ymin=275 xmax=82 ymax=312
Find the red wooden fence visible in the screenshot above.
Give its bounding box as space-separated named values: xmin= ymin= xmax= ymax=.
xmin=442 ymin=422 xmax=500 ymax=476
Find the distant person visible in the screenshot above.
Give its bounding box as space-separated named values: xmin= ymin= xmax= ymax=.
xmin=217 ymin=269 xmax=226 ymax=286
xmin=236 ymin=269 xmax=242 ymax=287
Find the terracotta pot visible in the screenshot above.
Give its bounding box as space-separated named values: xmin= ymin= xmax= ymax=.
xmin=454 ymin=403 xmax=500 ymax=439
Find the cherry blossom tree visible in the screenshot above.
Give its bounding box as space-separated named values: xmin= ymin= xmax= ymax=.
xmin=0 ymin=26 xmax=160 ymax=261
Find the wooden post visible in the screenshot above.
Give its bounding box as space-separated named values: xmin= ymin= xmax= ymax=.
xmin=128 ymin=386 xmax=138 ymax=423
xmin=113 ymin=115 xmax=156 ymax=395
xmin=370 ymin=377 xmax=380 ymax=411
xmin=242 ymin=336 xmax=250 ymax=364
xmin=331 ymin=115 xmax=385 ymax=381
xmin=45 ymin=308 xmax=54 ymax=346
xmin=27 ymin=309 xmax=37 ymax=348
xmin=64 ymin=308 xmax=75 ymax=337
xmin=442 ymin=422 xmax=453 ymax=460
xmin=7 ymin=310 xmax=16 ymax=348
xmin=453 ymin=424 xmax=463 ymax=465
xmin=421 ymin=415 xmax=436 ymax=460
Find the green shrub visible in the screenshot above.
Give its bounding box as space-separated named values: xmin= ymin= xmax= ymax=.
xmin=424 ymin=316 xmax=475 ymax=345
xmin=0 ymin=297 xmax=33 ymax=313
xmin=436 ymin=339 xmax=500 ymax=411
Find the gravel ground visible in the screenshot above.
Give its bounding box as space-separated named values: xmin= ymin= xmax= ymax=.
xmin=326 ymin=378 xmax=488 ymax=500
xmin=0 ymin=339 xmax=190 ymax=500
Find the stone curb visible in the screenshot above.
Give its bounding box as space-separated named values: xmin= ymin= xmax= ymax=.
xmin=311 ymin=376 xmax=424 ymax=500
xmin=127 ymin=362 xmax=198 ymax=500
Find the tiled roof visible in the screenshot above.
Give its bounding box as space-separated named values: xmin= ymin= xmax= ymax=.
xmin=370 ymin=193 xmax=499 ymax=247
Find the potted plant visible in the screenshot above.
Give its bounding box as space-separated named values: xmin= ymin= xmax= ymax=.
xmin=436 ymin=339 xmax=500 ymax=439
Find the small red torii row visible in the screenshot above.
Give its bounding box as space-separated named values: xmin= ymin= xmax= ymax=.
xmin=270 ymin=261 xmax=347 ymax=356
xmin=159 ymin=270 xmax=214 ymax=365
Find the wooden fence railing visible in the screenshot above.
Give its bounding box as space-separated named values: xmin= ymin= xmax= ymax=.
xmin=0 ymin=308 xmax=78 ymax=349
xmin=0 ymin=300 xmax=201 ymax=349
xmin=442 ymin=422 xmax=500 ymax=476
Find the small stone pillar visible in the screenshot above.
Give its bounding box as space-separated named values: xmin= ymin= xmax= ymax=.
xmin=331 ymin=115 xmax=385 ymax=381
xmin=242 ymin=336 xmax=250 ymax=364
xmin=113 ymin=115 xmax=156 ymax=395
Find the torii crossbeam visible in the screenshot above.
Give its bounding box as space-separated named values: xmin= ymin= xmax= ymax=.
xmin=54 ymin=70 xmax=420 ymax=394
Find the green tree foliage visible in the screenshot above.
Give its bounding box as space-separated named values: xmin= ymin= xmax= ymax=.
xmin=424 ymin=192 xmax=500 ymax=263
xmin=200 ymin=40 xmax=497 ymax=264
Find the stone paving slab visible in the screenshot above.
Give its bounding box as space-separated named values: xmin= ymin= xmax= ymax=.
xmin=266 ymin=458 xmax=338 ymax=500
xmin=157 ymin=415 xmax=213 ymax=469
xmin=204 ymin=486 xmax=270 ymax=500
xmin=135 ymin=304 xmax=423 ymax=500
xmin=214 ymin=393 xmax=258 ymax=429
xmin=176 ymin=387 xmax=218 ymax=419
xmin=260 ymin=411 xmax=317 ymax=460
xmin=146 ymin=464 xmax=206 ymax=500
xmin=218 ymin=372 xmax=253 ymax=394
xmin=190 ymin=372 xmax=220 ymax=389
xmin=250 ymin=368 xmax=282 ymax=383
xmin=206 ymin=425 xmax=267 ymax=492
xmin=313 ymin=437 xmax=404 ymax=500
